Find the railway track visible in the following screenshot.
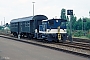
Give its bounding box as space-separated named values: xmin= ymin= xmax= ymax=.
xmin=73 ymin=38 xmax=90 ymax=43
xmin=54 ymin=42 xmax=90 ymax=50
xmin=0 ymin=34 xmax=90 ymax=58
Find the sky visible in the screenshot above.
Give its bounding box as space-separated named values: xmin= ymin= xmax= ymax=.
xmin=0 ymin=0 xmax=90 ymax=24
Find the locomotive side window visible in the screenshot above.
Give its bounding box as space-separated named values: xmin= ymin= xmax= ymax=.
xmin=48 ymin=20 xmax=54 ymax=26
xmin=20 ymin=23 xmax=22 ymax=26
xmin=15 ymin=23 xmax=18 ymax=27
xmin=42 ymin=22 xmax=47 ymax=31
xmin=25 ymin=21 xmax=29 ymax=27
xmin=60 ymin=22 xmax=66 ymax=28
xmin=39 ymin=25 xmax=43 ymax=31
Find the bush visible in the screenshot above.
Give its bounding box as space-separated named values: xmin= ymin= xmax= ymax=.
xmin=73 ymin=30 xmax=83 ymax=37
xmin=86 ymin=33 xmax=90 ymax=39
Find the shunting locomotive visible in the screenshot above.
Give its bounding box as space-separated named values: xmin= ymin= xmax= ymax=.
xmin=38 ymin=19 xmax=67 ymax=42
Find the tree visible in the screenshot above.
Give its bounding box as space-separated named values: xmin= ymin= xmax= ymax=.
xmin=83 ymin=18 xmax=90 ymax=30
xmin=67 ymin=14 xmax=77 ymax=30
xmin=70 ymin=15 xmax=77 ymax=30
xmin=75 ymin=18 xmax=82 ymax=30
xmin=60 ymin=8 xmax=66 ymax=20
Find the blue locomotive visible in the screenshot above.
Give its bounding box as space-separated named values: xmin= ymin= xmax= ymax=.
xmin=38 ymin=19 xmax=67 ymax=42
xmin=10 ymin=15 xmax=67 ymax=42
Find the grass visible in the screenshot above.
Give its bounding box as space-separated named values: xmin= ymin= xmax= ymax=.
xmin=73 ymin=36 xmax=90 ymax=40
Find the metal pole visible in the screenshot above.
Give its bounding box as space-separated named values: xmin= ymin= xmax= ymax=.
xmin=89 ymin=11 xmax=90 ymax=16
xmin=69 ymin=15 xmax=73 ymax=42
xmin=1 ymin=21 xmax=2 ymax=26
xmin=4 ymin=17 xmax=5 ymax=26
xmin=32 ymin=2 xmax=35 ymax=16
xmin=32 ymin=2 xmax=36 ymax=38
xmin=67 ymin=10 xmax=73 ymax=42
xmin=82 ymin=17 xmax=83 ymax=34
xmin=83 ymin=20 xmax=85 ymax=36
xmin=83 ymin=19 xmax=86 ymax=36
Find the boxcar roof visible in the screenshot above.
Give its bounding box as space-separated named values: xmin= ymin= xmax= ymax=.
xmin=10 ymin=15 xmax=48 ymax=23
xmin=10 ymin=16 xmax=33 ymax=23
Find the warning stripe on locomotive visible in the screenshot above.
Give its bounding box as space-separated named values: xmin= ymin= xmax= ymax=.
xmin=58 ymin=26 xmax=61 ymax=40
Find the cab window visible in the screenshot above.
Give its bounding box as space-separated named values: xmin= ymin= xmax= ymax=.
xmin=48 ymin=20 xmax=54 ymax=26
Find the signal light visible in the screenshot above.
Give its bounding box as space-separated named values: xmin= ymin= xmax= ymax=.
xmin=67 ymin=10 xmax=73 ymax=15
